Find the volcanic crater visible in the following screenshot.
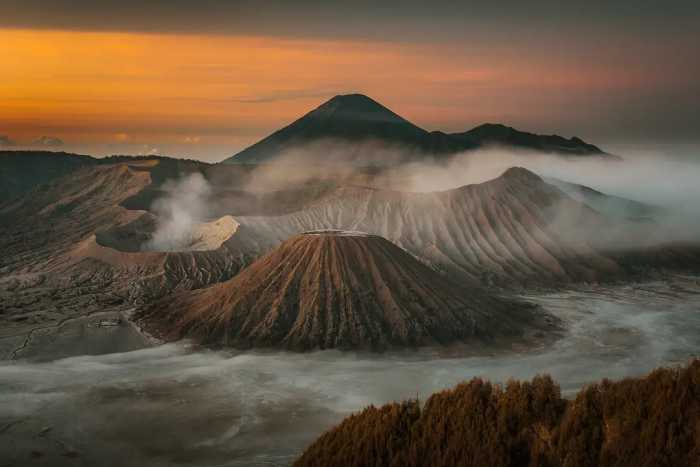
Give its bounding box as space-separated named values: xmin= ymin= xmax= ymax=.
xmin=95 ymin=213 xmax=238 ymax=253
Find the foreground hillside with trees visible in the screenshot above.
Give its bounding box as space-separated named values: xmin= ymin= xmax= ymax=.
xmin=295 ymin=360 xmax=700 ymax=467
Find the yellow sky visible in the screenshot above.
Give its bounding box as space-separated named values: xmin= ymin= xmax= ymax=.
xmin=0 ymin=28 xmax=678 ymax=161
xmin=2 ymin=30 xmax=358 ymax=139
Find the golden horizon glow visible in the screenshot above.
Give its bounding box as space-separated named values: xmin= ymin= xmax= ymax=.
xmin=0 ymin=28 xmax=679 ymax=160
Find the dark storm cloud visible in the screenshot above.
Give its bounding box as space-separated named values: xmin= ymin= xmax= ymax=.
xmin=1 ymin=0 xmax=698 ymax=39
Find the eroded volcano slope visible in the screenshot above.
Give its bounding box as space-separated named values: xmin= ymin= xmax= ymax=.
xmin=228 ymin=167 xmax=700 ymax=286
xmin=2 ymin=159 xmax=698 ymax=358
xmin=0 ymin=162 xmax=259 ymax=359
xmin=137 ymin=231 xmax=549 ymax=350
xmin=228 ymin=169 xmax=617 ymax=285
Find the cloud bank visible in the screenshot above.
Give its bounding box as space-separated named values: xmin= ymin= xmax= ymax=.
xmin=33 ymin=136 xmax=65 ymax=147
xmin=1 ymin=282 xmax=699 ymax=466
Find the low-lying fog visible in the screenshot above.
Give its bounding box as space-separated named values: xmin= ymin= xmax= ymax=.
xmin=233 ymin=141 xmax=700 ymax=210
xmin=132 ymin=142 xmax=700 ymax=255
xmin=2 ymin=278 xmax=700 ymax=467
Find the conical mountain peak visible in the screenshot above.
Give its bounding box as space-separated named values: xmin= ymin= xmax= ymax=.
xmin=310 ymin=94 xmax=412 ymax=124
xmin=137 ymin=232 xmax=541 ymax=351
xmin=224 ymin=93 xmax=433 ymax=165
xmin=223 ymin=94 xmax=611 ymax=164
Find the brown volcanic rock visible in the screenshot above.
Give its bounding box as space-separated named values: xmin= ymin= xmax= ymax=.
xmin=0 ymin=161 xmax=253 ymax=302
xmin=137 ymin=231 xmax=542 ymax=351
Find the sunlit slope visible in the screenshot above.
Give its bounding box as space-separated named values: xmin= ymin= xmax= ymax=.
xmin=231 ymin=168 xmax=623 ymax=285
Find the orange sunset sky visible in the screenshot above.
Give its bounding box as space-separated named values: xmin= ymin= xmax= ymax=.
xmin=1 ymin=1 xmax=698 ymax=161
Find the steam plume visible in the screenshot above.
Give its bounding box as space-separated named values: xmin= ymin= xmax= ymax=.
xmin=143 ymin=173 xmax=212 ymax=251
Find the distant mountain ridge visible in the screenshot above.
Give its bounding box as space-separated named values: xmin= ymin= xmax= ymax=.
xmin=223 ymin=93 xmax=612 ymax=164
xmin=0 ymin=151 xmax=96 ymax=201
xmin=0 ymin=151 xmax=212 ymax=202
xmin=453 ymin=123 xmax=608 ymax=156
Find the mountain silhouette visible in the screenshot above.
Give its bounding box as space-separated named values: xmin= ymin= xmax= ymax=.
xmin=223 ymin=94 xmax=611 ymax=164
xmin=453 ymin=123 xmax=609 ymax=156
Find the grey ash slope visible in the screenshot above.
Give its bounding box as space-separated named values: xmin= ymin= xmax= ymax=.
xmin=546 ymin=177 xmax=663 ymax=221
xmin=0 ymin=161 xmax=251 ymax=303
xmin=222 ymin=168 xmax=620 ymax=285
xmin=2 ymin=160 xmax=700 ymax=358
xmin=223 ymin=94 xmax=611 ymax=164
xmin=224 ymin=167 xmax=700 ymax=286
